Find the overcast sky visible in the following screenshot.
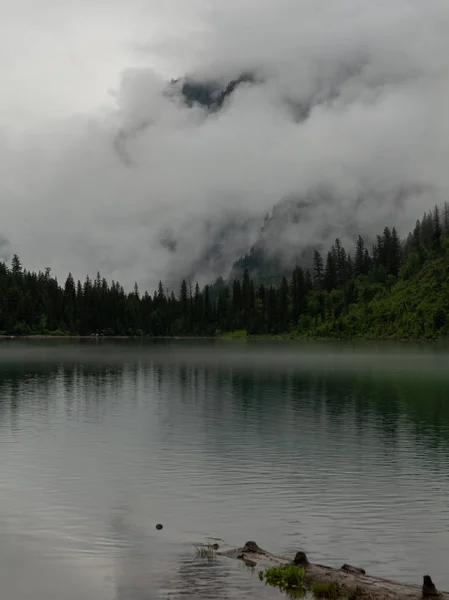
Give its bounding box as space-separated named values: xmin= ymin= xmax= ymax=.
xmin=1 ymin=0 xmax=448 ymax=291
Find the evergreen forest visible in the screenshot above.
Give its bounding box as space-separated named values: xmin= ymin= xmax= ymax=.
xmin=1 ymin=204 xmax=449 ymax=339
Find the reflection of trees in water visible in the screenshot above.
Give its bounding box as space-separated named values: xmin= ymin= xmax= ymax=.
xmin=149 ymin=359 xmax=449 ymax=465
xmin=310 ymin=371 xmax=449 ymax=456
xmin=2 ymin=352 xmax=449 ymax=465
xmin=61 ymin=363 xmax=135 ymax=422
xmin=0 ymin=361 xmax=142 ymax=428
xmin=0 ymin=364 xmax=59 ymax=430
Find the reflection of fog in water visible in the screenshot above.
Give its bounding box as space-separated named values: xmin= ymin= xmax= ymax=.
xmin=1 ymin=340 xmax=449 ymax=598
xmin=110 ymin=505 xmax=225 ymax=600
xmin=110 ymin=504 xmax=164 ymax=600
xmin=108 ymin=500 xmax=276 ymax=600
xmin=0 ymin=534 xmax=103 ymax=600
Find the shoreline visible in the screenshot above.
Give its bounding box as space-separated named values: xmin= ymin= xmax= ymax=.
xmin=0 ymin=334 xmax=217 ymax=340
xmin=0 ymin=334 xmax=443 ymax=343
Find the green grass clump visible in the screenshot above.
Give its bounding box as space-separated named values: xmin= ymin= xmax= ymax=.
xmin=259 ymin=565 xmax=306 ymax=594
xmin=312 ymin=581 xmax=341 ymax=598
xmin=193 ymin=544 xmax=216 ymax=559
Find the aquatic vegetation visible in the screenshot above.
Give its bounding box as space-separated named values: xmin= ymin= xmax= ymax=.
xmin=258 ymin=565 xmax=306 ymax=595
xmin=193 ymin=544 xmax=217 ymax=559
xmin=258 ymin=565 xmax=355 ymax=600
xmin=238 ymin=561 xmax=256 ymax=574
xmin=311 ymin=581 xmax=341 ymax=598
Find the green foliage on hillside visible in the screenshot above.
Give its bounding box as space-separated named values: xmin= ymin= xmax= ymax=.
xmin=317 ymin=250 xmax=449 ymax=339
xmin=1 ymin=203 xmax=448 ymax=339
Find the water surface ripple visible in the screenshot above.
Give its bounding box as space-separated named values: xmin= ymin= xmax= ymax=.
xmin=0 ymin=340 xmax=449 ymax=599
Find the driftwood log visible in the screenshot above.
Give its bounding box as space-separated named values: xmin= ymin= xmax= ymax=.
xmin=217 ymin=541 xmax=446 ymax=599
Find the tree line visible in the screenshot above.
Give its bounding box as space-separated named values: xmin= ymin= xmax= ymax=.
xmin=1 ymin=203 xmax=448 ymax=337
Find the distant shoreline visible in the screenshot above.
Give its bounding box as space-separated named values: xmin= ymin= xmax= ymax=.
xmin=0 ymin=333 xmax=441 ymax=343
xmin=0 ymin=335 xmax=216 ymax=340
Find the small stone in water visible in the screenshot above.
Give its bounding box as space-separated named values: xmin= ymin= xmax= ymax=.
xmin=156 ymin=524 xmax=163 ymax=530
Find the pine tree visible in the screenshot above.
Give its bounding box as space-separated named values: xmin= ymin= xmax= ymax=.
xmin=412 ymin=220 xmax=421 ymax=254
xmin=217 ymin=287 xmax=230 ymax=331
xmin=179 ymin=279 xmax=189 ymax=319
xmin=381 ymin=228 xmax=392 ymax=269
xmin=363 ymin=248 xmax=372 ymax=273
xmin=324 ymin=251 xmax=337 ymax=292
xmin=443 ymin=202 xmax=449 ymax=236
xmin=242 ymin=269 xmax=251 ymax=330
xmin=355 ymin=235 xmax=366 ymax=276
xmin=372 ymin=242 xmax=379 ymax=266
xmin=232 ymin=279 xmax=243 ymax=328
xmin=278 ymin=276 xmax=289 ymax=331
xmin=333 ymin=238 xmax=348 ymax=287
xmin=203 ymin=285 xmax=212 ymax=330
xmin=313 ymin=250 xmax=324 ymax=290
xmin=389 ymin=227 xmax=401 ymax=277
xmin=63 ymin=273 xmax=77 ymax=332
xmin=432 ymin=205 xmax=442 ymax=250
xmin=291 ymin=265 xmax=306 ymax=320
xmin=346 ymin=254 xmax=353 ymax=279
xmin=305 ymin=269 xmax=313 ymax=293
xmin=420 ymin=212 xmax=434 ymax=247
xmin=11 ymin=254 xmax=22 ymax=275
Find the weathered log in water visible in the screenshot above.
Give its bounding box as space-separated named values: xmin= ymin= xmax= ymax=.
xmin=217 ymin=541 xmax=447 ymax=599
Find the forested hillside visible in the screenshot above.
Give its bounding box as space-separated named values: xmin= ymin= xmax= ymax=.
xmin=1 ymin=204 xmax=449 ymax=339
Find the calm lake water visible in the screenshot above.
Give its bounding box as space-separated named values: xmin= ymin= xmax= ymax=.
xmin=1 ymin=340 xmax=449 ymax=599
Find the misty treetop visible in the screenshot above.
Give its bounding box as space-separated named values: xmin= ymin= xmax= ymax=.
xmin=1 ymin=203 xmax=449 ymax=339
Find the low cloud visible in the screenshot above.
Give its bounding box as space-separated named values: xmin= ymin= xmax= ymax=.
xmin=1 ymin=0 xmax=448 ymax=290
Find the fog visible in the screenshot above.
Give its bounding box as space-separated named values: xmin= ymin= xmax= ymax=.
xmin=1 ymin=339 xmax=449 ymax=378
xmin=1 ymin=0 xmax=448 ymax=291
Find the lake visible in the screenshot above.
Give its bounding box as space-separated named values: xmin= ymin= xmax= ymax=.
xmin=1 ymin=339 xmax=449 ymax=599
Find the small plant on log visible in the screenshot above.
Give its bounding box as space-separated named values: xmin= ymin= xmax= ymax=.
xmin=258 ymin=565 xmax=306 ymax=595
xmin=312 ymin=581 xmax=342 ymax=598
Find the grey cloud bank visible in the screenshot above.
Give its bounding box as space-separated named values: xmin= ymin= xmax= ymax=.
xmin=0 ymin=0 xmax=448 ymax=291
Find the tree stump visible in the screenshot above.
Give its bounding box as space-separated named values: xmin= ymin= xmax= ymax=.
xmin=423 ymin=575 xmax=440 ymax=597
